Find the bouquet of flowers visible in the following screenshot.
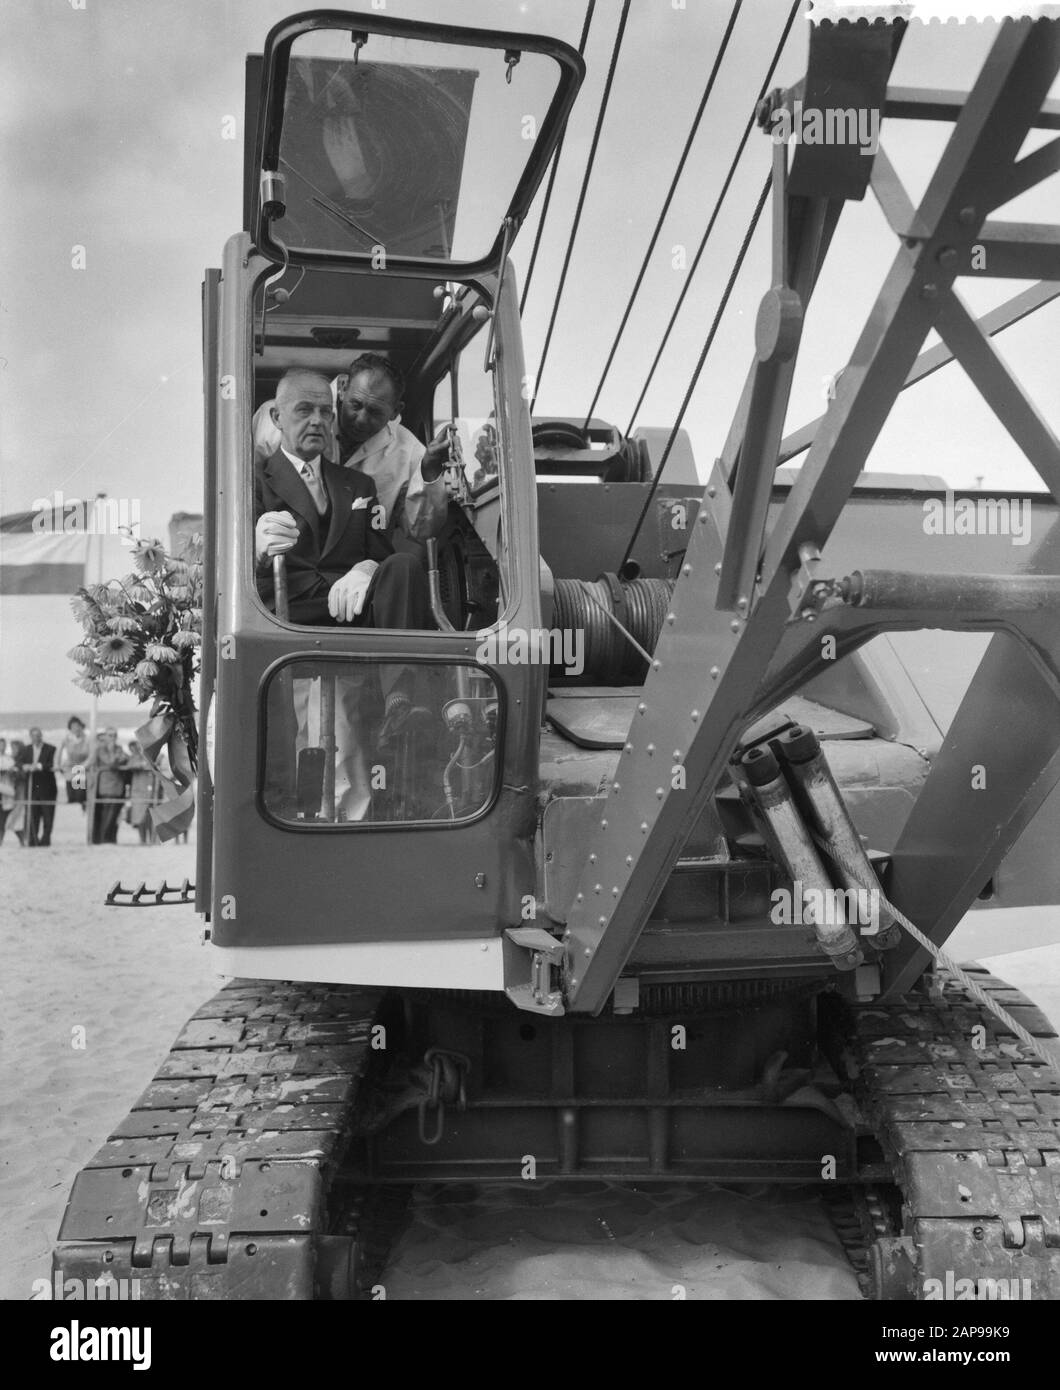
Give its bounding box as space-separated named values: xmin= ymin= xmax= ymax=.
xmin=68 ymin=529 xmax=203 ymax=772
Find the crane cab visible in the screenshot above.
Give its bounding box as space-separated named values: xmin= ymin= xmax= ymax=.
xmin=198 ymin=13 xmax=584 ymax=990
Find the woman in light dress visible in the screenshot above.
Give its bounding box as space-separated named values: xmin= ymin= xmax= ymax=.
xmin=6 ymin=738 xmax=28 ymax=845
xmin=57 ymin=715 xmax=91 ymax=812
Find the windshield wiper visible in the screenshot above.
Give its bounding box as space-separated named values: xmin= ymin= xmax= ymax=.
xmin=310 ymin=193 xmax=382 ymax=249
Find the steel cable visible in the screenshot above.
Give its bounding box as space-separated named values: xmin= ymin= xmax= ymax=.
xmin=623 ymin=0 xmax=801 ymax=442
xmin=582 ymin=0 xmax=745 ymax=427
xmin=618 ymin=168 xmax=772 ymax=573
xmin=520 ymin=0 xmax=597 ymax=317
xmin=816 ymin=837 xmax=1057 ymax=1068
xmin=530 ymin=0 xmax=632 ymax=414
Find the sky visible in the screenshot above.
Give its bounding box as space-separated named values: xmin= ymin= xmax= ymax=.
xmin=1 ymin=0 xmax=1058 ymax=717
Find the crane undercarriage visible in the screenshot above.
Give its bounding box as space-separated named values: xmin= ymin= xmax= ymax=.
xmin=52 ymin=963 xmax=1060 ymax=1299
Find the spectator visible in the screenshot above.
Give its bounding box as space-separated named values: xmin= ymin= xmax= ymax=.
xmin=88 ymin=728 xmax=127 ymax=844
xmin=124 ymin=740 xmax=157 ymax=845
xmin=8 ymin=739 xmax=27 ymax=845
xmin=0 ymin=738 xmax=16 ymax=845
xmin=58 ymin=716 xmax=91 ymax=812
xmin=15 ymin=726 xmax=58 ymax=846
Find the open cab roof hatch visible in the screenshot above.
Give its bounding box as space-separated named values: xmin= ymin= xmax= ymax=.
xmin=253 ymin=9 xmax=584 ymax=279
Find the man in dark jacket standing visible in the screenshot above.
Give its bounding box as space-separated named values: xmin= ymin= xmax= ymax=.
xmin=16 ymin=726 xmax=57 ymax=846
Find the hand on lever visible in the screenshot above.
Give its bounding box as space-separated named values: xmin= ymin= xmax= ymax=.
xmin=256 ymin=510 xmax=299 ymax=561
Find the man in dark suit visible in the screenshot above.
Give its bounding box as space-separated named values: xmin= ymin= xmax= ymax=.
xmin=254 ymin=369 xmax=431 ymax=815
xmin=16 ymin=726 xmax=57 ymax=846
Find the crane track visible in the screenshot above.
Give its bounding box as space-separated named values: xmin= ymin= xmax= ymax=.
xmin=53 ymin=965 xmax=1060 ymax=1300
xmin=827 ymin=963 xmax=1060 ymax=1299
xmin=53 ymin=978 xmax=388 ymax=1300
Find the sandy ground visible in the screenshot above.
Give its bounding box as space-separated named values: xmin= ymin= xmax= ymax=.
xmin=2 ymin=805 xmax=1058 ymax=1301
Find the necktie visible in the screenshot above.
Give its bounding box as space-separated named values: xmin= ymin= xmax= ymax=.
xmin=300 ymin=462 xmax=327 ymax=515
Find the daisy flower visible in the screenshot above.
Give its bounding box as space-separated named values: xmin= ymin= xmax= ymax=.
xmin=133 ymin=542 xmax=167 ymax=575
xmin=96 ymin=634 xmax=136 ymax=666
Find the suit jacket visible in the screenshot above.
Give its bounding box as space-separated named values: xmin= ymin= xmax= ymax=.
xmin=254 ymin=449 xmax=393 ymax=624
xmin=16 ymin=742 xmax=57 ymax=801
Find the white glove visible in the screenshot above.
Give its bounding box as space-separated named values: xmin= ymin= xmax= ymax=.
xmin=256 ymin=510 xmax=299 ymax=561
xmin=328 ymin=560 xmax=379 ymax=622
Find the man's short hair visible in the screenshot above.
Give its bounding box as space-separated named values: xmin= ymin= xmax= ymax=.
xmin=345 ymin=353 xmax=405 ymax=403
xmin=274 ymin=368 xmax=333 ymax=405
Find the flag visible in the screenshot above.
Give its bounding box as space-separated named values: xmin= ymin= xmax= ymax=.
xmin=0 ymin=508 xmax=91 ymax=595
